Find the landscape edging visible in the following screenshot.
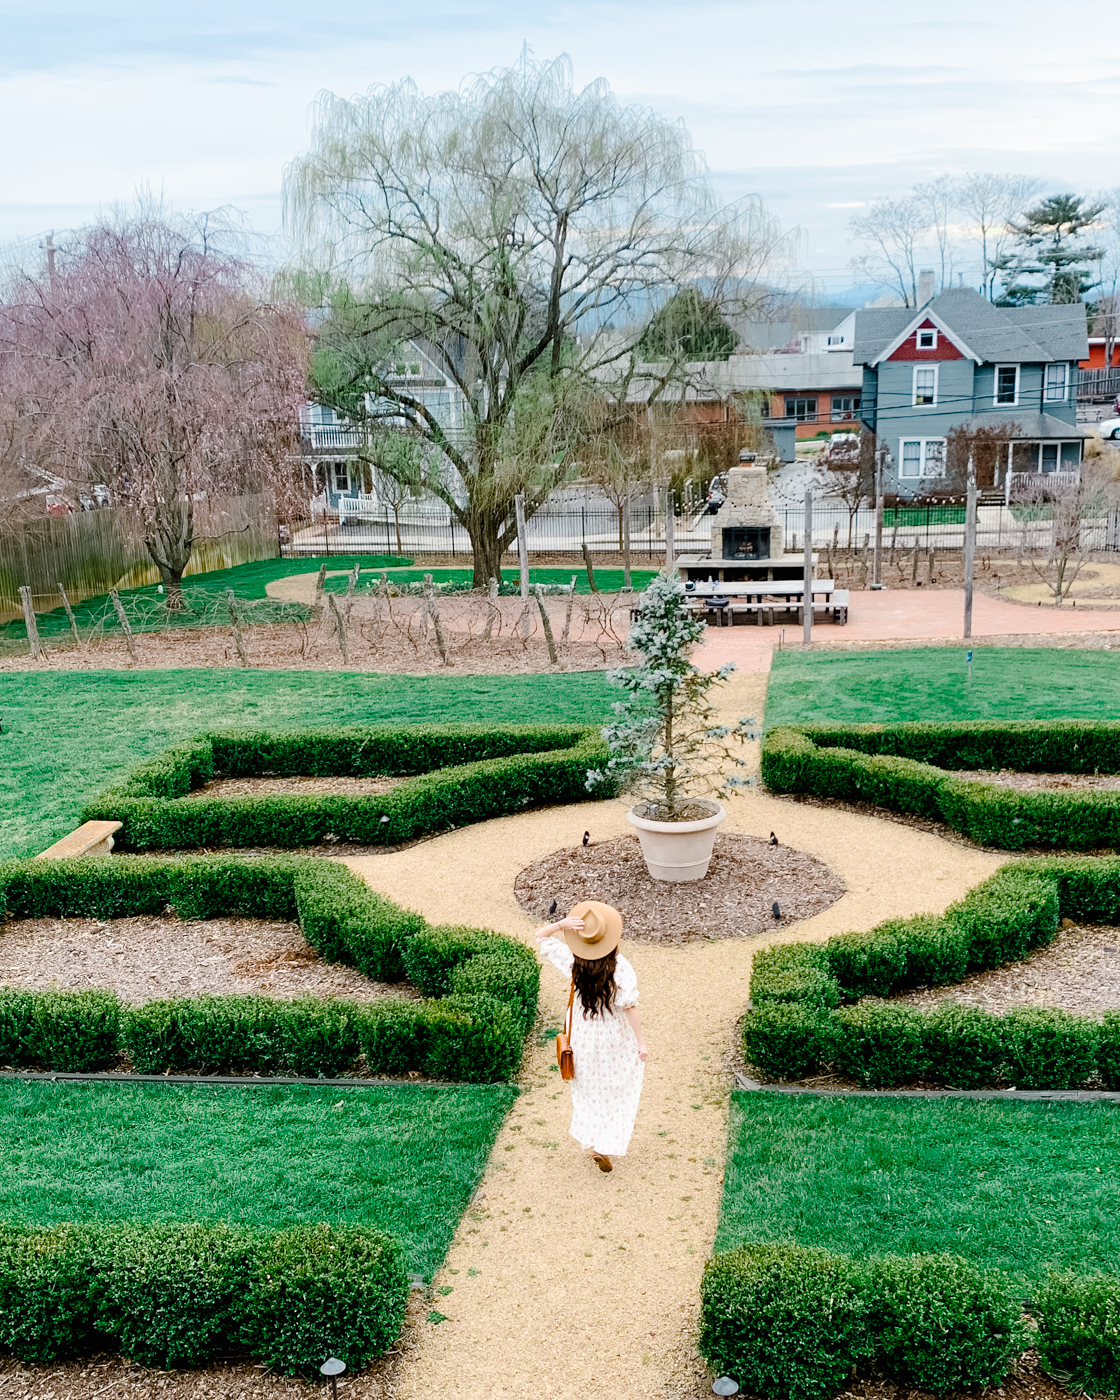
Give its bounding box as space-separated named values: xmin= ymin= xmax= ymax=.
xmin=761 ymin=719 xmax=1120 ymax=850
xmin=745 ymin=857 xmax=1120 ymax=1090
xmin=81 ymin=722 xmax=609 ymax=850
xmin=0 ymin=852 xmax=538 ymax=1083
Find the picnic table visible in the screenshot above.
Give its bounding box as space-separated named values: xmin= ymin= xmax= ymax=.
xmin=682 ymin=580 xmax=848 ymax=626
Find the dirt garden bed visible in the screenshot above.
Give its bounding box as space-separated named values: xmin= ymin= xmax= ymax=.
xmin=0 ymin=913 xmax=416 ymax=1005
xmin=183 ymin=774 xmax=409 ymax=800
xmin=952 ymin=769 xmax=1120 ymax=792
xmin=514 ymin=831 xmax=845 ymax=943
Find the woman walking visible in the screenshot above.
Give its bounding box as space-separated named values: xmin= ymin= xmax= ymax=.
xmin=535 ymin=901 xmax=648 ymax=1173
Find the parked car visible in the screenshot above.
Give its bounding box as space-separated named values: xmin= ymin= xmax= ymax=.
xmin=1098 ymin=417 xmax=1120 ymax=440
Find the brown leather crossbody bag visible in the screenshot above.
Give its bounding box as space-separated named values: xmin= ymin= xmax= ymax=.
xmin=556 ymin=982 xmax=575 ymax=1080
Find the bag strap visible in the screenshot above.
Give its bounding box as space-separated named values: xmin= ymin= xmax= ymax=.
xmin=564 ymin=981 xmax=574 ymax=1035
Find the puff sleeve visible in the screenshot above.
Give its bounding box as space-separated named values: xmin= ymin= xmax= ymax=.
xmin=613 ymin=954 xmax=639 ymax=1010
xmin=538 ymin=935 xmax=574 ymax=977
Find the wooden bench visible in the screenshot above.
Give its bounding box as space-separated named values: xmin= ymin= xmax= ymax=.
xmin=35 ymin=820 xmax=123 ymax=860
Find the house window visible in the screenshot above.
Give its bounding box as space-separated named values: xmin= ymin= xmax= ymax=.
xmin=899 ymin=438 xmax=947 ymax=479
xmin=332 ymin=463 xmax=351 ymax=493
xmin=827 ymin=334 xmax=845 ymax=346
xmin=917 ymin=328 xmax=937 ymax=350
xmin=1039 ymin=443 xmax=1060 ymax=472
xmin=831 ymin=395 xmax=861 ymax=421
xmin=1044 ymin=363 xmax=1069 ymax=402
xmin=785 ymin=397 xmax=818 ymax=422
xmin=995 ymin=365 xmax=1019 ymax=406
xmin=913 ymin=366 xmax=938 ymax=406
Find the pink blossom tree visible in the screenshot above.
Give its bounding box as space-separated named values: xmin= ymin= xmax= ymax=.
xmin=0 ymin=212 xmax=309 ymax=607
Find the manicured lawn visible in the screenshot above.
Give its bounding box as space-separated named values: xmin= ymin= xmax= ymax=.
xmin=330 ymin=566 xmax=659 ymax=596
xmin=765 ymin=646 xmax=1120 ymax=727
xmin=0 ymin=1080 xmax=512 ymax=1279
xmin=0 ymin=669 xmax=614 ymax=858
xmin=716 ymin=1092 xmax=1120 ymax=1286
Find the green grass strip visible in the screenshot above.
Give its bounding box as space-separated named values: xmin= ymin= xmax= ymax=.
xmin=716 ymin=1091 xmax=1120 ymax=1288
xmin=765 ymin=647 xmax=1120 ymax=727
xmin=0 ymin=1079 xmax=512 ymax=1280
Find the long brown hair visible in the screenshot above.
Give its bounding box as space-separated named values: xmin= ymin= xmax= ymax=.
xmin=572 ymin=951 xmax=618 ymax=1019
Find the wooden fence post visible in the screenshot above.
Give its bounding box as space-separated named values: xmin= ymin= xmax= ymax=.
xmin=227 ymin=589 xmax=250 ymax=666
xmin=535 ymin=585 xmax=558 ymax=665
xmin=327 ymin=592 xmax=349 ymax=664
xmin=18 ymin=587 xmax=41 ymax=660
xmin=108 ymin=589 xmax=138 ymax=662
xmin=560 ymin=574 xmax=578 ymax=652
xmin=58 ymin=584 xmax=81 ymax=648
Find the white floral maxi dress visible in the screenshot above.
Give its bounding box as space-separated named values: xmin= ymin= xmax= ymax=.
xmin=538 ymin=936 xmax=645 ymax=1156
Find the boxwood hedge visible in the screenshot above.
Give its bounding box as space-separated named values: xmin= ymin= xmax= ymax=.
xmin=762 ymin=720 xmax=1120 ymax=851
xmin=82 ymin=722 xmax=608 ymax=851
xmin=0 ymin=1220 xmax=405 ymax=1374
xmin=700 ymin=1242 xmax=1034 ymax=1400
xmin=744 ymin=857 xmax=1120 ymax=1089
xmin=0 ymin=853 xmax=538 ymax=1083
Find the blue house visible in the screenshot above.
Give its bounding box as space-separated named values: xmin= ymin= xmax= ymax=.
xmin=853 ymin=288 xmax=1091 ymax=496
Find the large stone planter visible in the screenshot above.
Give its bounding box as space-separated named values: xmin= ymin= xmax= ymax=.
xmin=627 ymin=800 xmax=726 ymax=882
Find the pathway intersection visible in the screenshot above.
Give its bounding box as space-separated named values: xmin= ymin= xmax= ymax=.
xmin=343 ymin=673 xmax=1004 ymax=1399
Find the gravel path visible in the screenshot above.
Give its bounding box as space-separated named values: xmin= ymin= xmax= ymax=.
xmin=339 ymin=671 xmax=1004 ymax=1399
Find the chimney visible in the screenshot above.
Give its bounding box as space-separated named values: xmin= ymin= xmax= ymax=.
xmin=918 ymin=269 xmax=935 ymax=306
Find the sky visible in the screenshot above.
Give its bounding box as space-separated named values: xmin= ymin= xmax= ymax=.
xmin=3 ymin=0 xmax=1119 ymax=299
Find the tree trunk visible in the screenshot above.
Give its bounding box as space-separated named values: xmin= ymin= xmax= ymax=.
xmin=463 ymin=507 xmax=508 ymax=588
xmin=145 ymin=498 xmax=194 ymax=612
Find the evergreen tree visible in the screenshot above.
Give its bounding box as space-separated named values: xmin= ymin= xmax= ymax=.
xmin=993 ymin=194 xmax=1104 ymax=305
xmin=638 ymin=288 xmax=739 ymax=361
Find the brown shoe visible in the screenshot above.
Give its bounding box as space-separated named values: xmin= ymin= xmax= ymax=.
xmin=592 ymin=1153 xmax=613 ymax=1173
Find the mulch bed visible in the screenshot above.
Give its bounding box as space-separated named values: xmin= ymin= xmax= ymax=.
xmin=513 ymin=832 xmax=845 ymax=944
xmin=953 ymin=768 xmax=1120 ymax=792
xmin=184 ymin=774 xmax=408 ymax=799
xmin=892 ymin=920 xmax=1120 ymax=1017
xmin=0 ymin=913 xmax=415 ymax=1006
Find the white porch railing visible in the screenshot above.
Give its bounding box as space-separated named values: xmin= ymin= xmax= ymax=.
xmin=302 ymin=424 xmax=364 ymax=451
xmin=1006 ymin=470 xmax=1081 ymax=502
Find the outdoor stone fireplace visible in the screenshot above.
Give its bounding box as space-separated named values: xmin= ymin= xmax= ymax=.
xmin=709 ymin=459 xmax=784 ymax=561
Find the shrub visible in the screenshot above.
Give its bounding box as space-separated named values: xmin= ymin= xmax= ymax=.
xmin=825 ymin=922 xmax=911 ymax=999
xmin=922 ymin=1003 xmax=1005 ymax=1089
xmin=1001 ymin=1007 xmax=1099 ymax=1089
xmin=750 ymin=943 xmax=840 ymax=1011
xmin=122 ymin=995 xmax=274 ymax=1076
xmin=239 ymin=1223 xmax=407 ymax=1375
xmin=0 ymin=987 xmax=121 ymax=1072
xmin=1035 ymin=1271 xmax=1120 ymax=1395
xmin=449 ymin=949 xmax=539 ymax=1035
xmin=0 ymin=1223 xmax=108 ymax=1363
xmin=272 ymin=998 xmax=362 ymax=1079
xmin=99 ymin=1223 xmax=257 ymax=1369
xmin=868 ymin=1253 xmax=1028 ymax=1393
xmin=426 ymin=994 xmax=524 ymax=1083
xmin=295 ymin=861 xmax=423 ymax=982
xmin=355 ymin=1000 xmax=432 ymax=1076
xmin=84 ymin=723 xmax=608 ymax=852
xmin=831 ymin=1003 xmax=928 ymax=1088
xmin=741 ymin=1004 xmax=833 ymax=1080
xmin=0 ymin=988 xmax=35 ymax=1067
xmin=761 ymin=721 xmax=1120 ymax=852
xmin=699 ymin=1243 xmax=873 ymax=1400
xmin=1099 ymin=1011 xmax=1120 ymax=1091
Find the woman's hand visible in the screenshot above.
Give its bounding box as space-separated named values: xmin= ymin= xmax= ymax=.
xmin=636 ymin=1042 xmax=649 ymax=1063
xmin=534 ymin=916 xmax=584 ymax=942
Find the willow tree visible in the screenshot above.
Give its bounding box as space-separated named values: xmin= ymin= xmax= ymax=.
xmin=284 ymin=52 xmax=786 ymax=585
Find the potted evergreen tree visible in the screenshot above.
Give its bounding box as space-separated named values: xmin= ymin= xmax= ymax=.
xmin=586 ymin=571 xmax=757 ymax=881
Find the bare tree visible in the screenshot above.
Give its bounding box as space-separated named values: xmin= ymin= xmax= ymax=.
xmin=0 ymin=210 xmax=308 ymax=607
xmin=1013 ymin=458 xmax=1118 ymax=604
xmin=818 ymin=429 xmax=875 ymax=546
xmin=957 ymin=173 xmax=1042 ymax=301
xmin=914 ymin=175 xmax=958 ymax=293
xmin=946 ymin=421 xmax=1020 ymax=492
xmin=850 ymin=197 xmax=929 ymax=306
xmin=284 ymin=52 xmax=791 ymax=584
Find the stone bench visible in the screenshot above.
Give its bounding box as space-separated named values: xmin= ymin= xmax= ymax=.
xmin=35 ymin=820 xmax=123 ymax=860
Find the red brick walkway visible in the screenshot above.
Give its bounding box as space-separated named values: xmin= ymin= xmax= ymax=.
xmin=694 ymin=589 xmax=1120 ymax=673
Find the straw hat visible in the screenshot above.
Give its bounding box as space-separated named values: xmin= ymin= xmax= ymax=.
xmin=563 ymin=900 xmax=623 ymax=960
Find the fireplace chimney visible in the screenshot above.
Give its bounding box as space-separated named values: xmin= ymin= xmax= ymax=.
xmin=918 ymin=269 xmax=935 ymax=306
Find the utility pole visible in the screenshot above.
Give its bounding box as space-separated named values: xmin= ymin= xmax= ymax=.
xmin=802 ymin=488 xmax=813 ymax=646
xmin=664 ymin=480 xmax=675 ymax=574
xmin=872 ymin=440 xmax=886 ymax=589
xmin=963 ymin=454 xmax=977 ymax=638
